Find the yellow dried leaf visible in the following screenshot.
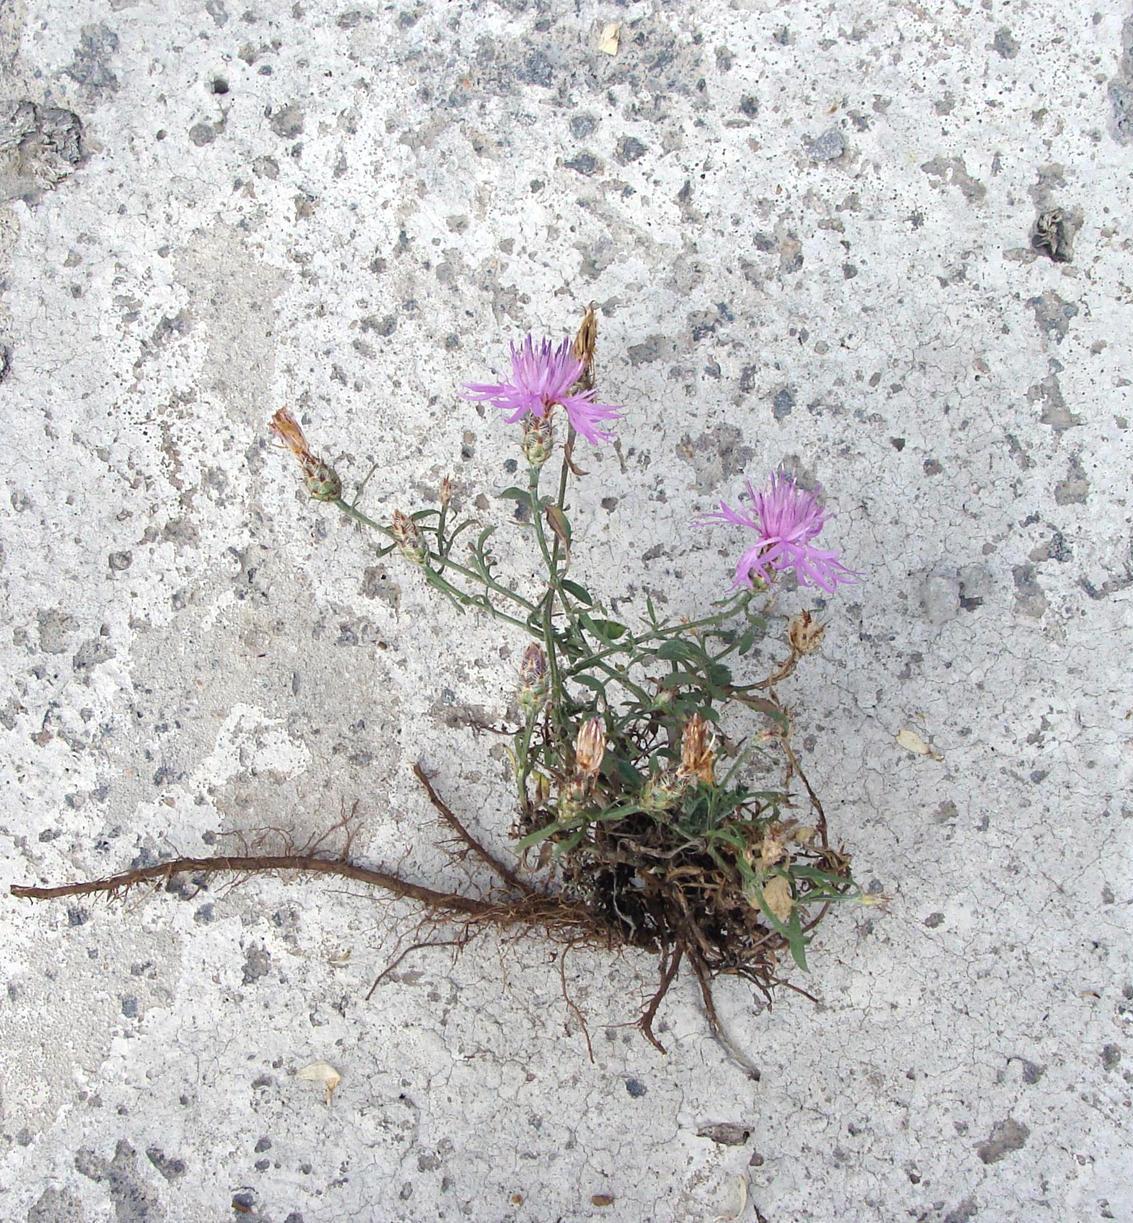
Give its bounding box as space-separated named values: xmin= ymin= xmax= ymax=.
xmin=763 ymin=876 xmax=793 ymax=923
xmin=896 ymin=728 xmax=942 ymax=760
xmin=598 ymin=22 xmax=621 ymax=55
xmin=297 ymin=1060 xmax=341 ymax=1104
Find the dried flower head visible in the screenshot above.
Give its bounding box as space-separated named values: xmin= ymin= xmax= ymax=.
xmin=462 ymin=334 xmax=622 ymax=446
xmin=390 ymin=510 xmax=427 ymax=564
xmin=788 ymin=610 xmax=826 ymax=656
xmin=699 ymin=471 xmax=858 ymax=594
xmin=678 ymin=713 xmax=716 ymax=785
xmin=573 ymin=717 xmax=607 ymax=779
xmin=270 ymin=408 xmax=342 ymax=502
xmin=761 ymin=875 xmax=795 ymax=924
xmin=759 ymin=827 xmax=787 ymax=868
xmin=571 ymin=304 xmax=598 ymax=388
xmin=439 ymin=476 xmax=453 ymax=508
xmin=517 ymin=643 xmax=549 ymax=714
xmin=640 ymin=769 xmax=687 ymax=813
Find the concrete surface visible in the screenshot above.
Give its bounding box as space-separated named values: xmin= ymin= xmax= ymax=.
xmin=1 ymin=1 xmax=1131 ymax=1220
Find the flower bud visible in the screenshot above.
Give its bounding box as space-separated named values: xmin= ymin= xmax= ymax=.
xmin=390 ymin=510 xmax=427 ymax=565
xmin=573 ymin=717 xmax=606 ymax=779
xmin=788 ymin=610 xmax=825 ymax=656
xmin=640 ymin=769 xmax=687 ymax=813
xmin=270 ymin=408 xmax=342 ymax=502
xmin=678 ymin=712 xmax=715 ymax=785
xmin=439 ymin=476 xmax=453 ymax=509
xmin=521 ymin=415 xmax=554 ymax=468
xmin=303 ymin=460 xmax=343 ymax=502
xmin=557 ymin=784 xmax=585 ymax=823
xmin=517 ymin=644 xmax=548 ymax=714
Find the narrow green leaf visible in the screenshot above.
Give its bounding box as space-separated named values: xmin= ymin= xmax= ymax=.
xmin=582 ymin=615 xmax=628 ymax=643
xmin=707 ymin=662 xmax=732 ymax=688
xmin=655 ymin=639 xmax=695 ymax=663
xmin=545 ymin=505 xmax=571 ymax=549
xmin=498 ymin=487 xmax=532 ymax=505
xmin=516 ymin=821 xmax=563 ymax=851
xmin=572 ymin=674 xmax=607 ymax=697
xmin=592 ymin=803 xmax=644 ymax=823
xmin=561 ymin=579 xmax=593 ymax=606
xmin=786 ymin=910 xmax=809 ymax=971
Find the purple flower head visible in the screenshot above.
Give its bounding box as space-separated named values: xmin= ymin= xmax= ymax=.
xmin=699 ymin=472 xmax=859 ymax=594
xmin=462 ymin=335 xmax=622 ymax=445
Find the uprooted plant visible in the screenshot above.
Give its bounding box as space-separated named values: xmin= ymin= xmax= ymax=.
xmin=12 ymin=306 xmax=873 ymax=1063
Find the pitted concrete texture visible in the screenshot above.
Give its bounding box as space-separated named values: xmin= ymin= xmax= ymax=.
xmin=1 ymin=2 xmax=1131 ymax=1220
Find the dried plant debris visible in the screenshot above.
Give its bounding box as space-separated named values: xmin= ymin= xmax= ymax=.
xmin=1031 ymin=207 xmax=1080 ymax=263
xmin=13 ymin=306 xmax=869 ymax=1062
xmin=296 ymin=1060 xmax=342 ymax=1105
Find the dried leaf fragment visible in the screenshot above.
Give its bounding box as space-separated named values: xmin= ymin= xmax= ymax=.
xmin=696 ymin=1121 xmax=752 ymax=1146
xmin=598 ymin=22 xmax=621 ymax=55
xmin=297 ymin=1060 xmax=342 ymax=1104
xmin=896 ymin=727 xmax=942 ymax=760
xmin=591 ymin=1193 xmax=615 ymax=1207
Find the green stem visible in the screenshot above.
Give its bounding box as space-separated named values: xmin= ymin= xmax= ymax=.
xmin=549 ymin=425 xmax=575 ymax=574
xmin=332 ymin=498 xmax=537 ymax=617
xmin=566 ymin=590 xmax=753 ymax=675
xmin=526 ymin=469 xmax=569 ymax=739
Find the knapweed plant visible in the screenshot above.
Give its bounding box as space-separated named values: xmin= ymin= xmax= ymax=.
xmin=13 ymin=307 xmax=867 ymax=1061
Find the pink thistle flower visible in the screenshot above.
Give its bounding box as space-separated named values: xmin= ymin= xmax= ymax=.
xmin=462 ymin=335 xmax=622 ymax=445
xmin=699 ymin=472 xmax=858 ymax=594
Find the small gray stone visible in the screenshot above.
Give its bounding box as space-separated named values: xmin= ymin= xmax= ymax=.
xmin=269 ymin=104 xmax=304 ymax=139
xmin=975 ymin=1117 xmax=1030 ymax=1164
xmin=807 ymin=128 xmax=845 ymax=161
xmin=615 ymin=136 xmax=647 ymax=165
xmin=993 ymin=27 xmax=1019 ymax=58
xmin=921 ymin=574 xmax=960 ymax=625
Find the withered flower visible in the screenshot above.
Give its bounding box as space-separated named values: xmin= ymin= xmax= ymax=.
xmin=678 ymin=712 xmax=716 ymax=785
xmin=269 ymin=408 xmax=342 ymax=502
xmin=788 ymin=610 xmax=825 ymax=656
xmin=571 ymin=303 xmax=598 ymax=382
xmin=573 ymin=717 xmax=606 ymax=779
xmin=439 ymin=475 xmax=453 ymax=509
xmin=759 ymin=827 xmax=787 ymax=868
xmin=390 ymin=510 xmax=427 ymax=565
xmin=517 ymin=643 xmax=549 ymax=714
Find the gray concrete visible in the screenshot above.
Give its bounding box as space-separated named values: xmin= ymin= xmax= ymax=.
xmin=1 ymin=1 xmax=1131 ymax=1220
